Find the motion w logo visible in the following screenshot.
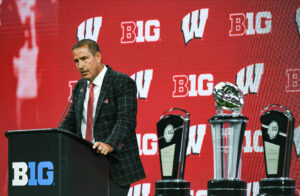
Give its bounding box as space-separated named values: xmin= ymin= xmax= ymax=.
xmin=131 ymin=69 xmax=153 ymax=99
xmin=77 ymin=17 xmax=102 ymax=41
xmin=181 ymin=9 xmax=209 ymax=45
xmin=236 ymin=63 xmax=264 ymax=95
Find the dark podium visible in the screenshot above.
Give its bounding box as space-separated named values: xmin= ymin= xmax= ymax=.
xmin=6 ymin=128 xmax=110 ymax=196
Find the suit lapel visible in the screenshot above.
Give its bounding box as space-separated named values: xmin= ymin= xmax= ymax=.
xmin=94 ymin=66 xmax=113 ymax=121
xmin=76 ymin=80 xmax=87 ymax=125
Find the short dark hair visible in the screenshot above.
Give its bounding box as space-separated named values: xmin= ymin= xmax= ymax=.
xmin=72 ymin=39 xmax=100 ymax=56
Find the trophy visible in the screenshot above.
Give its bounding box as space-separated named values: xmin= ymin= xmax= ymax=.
xmin=207 ymin=82 xmax=248 ymax=196
xmin=259 ymin=104 xmax=296 ymax=196
xmin=155 ymin=108 xmax=191 ymax=196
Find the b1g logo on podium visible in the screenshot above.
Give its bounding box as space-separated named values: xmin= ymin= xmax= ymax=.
xmin=12 ymin=161 xmax=54 ymax=186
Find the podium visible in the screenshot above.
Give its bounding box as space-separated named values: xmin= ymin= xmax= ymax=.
xmin=6 ymin=128 xmax=110 ymax=196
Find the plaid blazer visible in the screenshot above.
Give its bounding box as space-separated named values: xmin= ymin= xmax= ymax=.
xmin=61 ymin=65 xmax=145 ymax=186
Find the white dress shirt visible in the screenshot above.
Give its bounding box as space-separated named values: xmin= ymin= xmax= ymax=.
xmin=81 ymin=65 xmax=107 ymax=143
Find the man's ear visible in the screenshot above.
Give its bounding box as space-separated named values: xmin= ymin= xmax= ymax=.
xmin=95 ymin=51 xmax=102 ymax=63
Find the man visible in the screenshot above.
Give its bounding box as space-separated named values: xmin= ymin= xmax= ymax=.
xmin=60 ymin=39 xmax=145 ymax=196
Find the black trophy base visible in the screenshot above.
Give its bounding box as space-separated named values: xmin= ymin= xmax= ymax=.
xmin=155 ymin=179 xmax=190 ymax=196
xmin=207 ymin=179 xmax=247 ymax=196
xmin=258 ymin=177 xmax=295 ymax=196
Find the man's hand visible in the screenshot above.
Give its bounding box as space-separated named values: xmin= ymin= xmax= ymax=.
xmin=93 ymin=142 xmax=114 ymax=155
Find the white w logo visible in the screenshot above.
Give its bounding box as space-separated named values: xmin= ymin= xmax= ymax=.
xmin=77 ymin=17 xmax=102 ymax=41
xmin=181 ymin=9 xmax=209 ymax=45
xmin=236 ymin=63 xmax=264 ymax=95
xmin=131 ymin=69 xmax=153 ymax=99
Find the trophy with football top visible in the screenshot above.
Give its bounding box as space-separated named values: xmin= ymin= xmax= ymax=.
xmin=207 ymin=82 xmax=248 ymax=196
xmin=258 ymin=104 xmax=296 ymax=196
xmin=155 ymin=108 xmax=191 ymax=196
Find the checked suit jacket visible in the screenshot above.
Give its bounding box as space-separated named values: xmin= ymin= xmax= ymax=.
xmin=60 ymin=65 xmax=146 ymax=186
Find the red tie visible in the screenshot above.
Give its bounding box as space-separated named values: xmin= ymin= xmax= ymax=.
xmin=86 ymin=83 xmax=94 ymax=142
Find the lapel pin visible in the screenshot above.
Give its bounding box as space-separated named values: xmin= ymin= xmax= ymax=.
xmin=104 ymin=98 xmax=109 ymax=104
xmin=80 ymin=88 xmax=83 ymax=93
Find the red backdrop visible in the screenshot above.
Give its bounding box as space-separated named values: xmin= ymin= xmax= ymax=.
xmin=0 ymin=0 xmax=300 ymax=195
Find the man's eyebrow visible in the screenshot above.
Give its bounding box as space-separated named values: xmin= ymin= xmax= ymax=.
xmin=73 ymin=55 xmax=88 ymax=62
xmin=80 ymin=56 xmax=88 ymax=59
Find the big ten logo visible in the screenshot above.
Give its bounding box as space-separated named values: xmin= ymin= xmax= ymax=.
xmin=121 ymin=20 xmax=160 ymax=43
xmin=12 ymin=161 xmax=54 ymax=186
xmin=236 ymin=63 xmax=264 ymax=95
xmin=136 ymin=124 xmax=207 ymax=156
xmin=173 ymin=74 xmax=213 ymax=97
xmin=229 ymin=11 xmax=272 ymax=36
xmin=243 ymin=130 xmax=263 ymax=153
xmin=286 ymin=69 xmax=300 ymax=92
xmin=77 ymin=16 xmax=102 ymax=41
xmin=131 ymin=69 xmax=153 ymax=99
xmin=128 ymin=183 xmax=151 ymax=196
xmin=181 ymin=8 xmax=209 ymax=45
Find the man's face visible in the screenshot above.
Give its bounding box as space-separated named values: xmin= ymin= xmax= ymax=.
xmin=73 ymin=45 xmax=102 ymax=82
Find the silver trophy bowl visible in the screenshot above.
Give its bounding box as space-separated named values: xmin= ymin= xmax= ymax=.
xmin=213 ymin=82 xmax=244 ymax=114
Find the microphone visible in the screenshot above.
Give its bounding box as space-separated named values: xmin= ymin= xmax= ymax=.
xmin=56 ymin=95 xmax=73 ymax=128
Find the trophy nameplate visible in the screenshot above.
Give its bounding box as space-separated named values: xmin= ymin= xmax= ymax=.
xmin=264 ymin=141 xmax=280 ymax=175
xmin=161 ymin=144 xmax=175 ymax=177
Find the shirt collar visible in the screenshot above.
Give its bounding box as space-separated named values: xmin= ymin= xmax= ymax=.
xmin=88 ymin=65 xmax=107 ymax=86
